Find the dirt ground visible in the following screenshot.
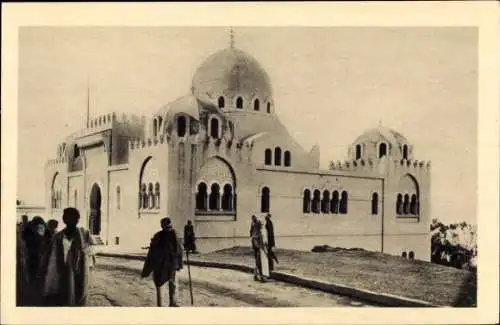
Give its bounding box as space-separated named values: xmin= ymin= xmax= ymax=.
xmin=87 ymin=257 xmax=378 ymax=307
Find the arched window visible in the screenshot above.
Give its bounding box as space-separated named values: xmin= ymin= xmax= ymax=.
xmin=177 ymin=116 xmax=187 ymax=137
xmin=355 ymin=144 xmax=361 ymax=160
xmin=321 ymin=190 xmax=330 ymax=213
xmin=371 ymin=193 xmax=378 ymax=215
xmin=410 ymin=194 xmax=418 ymax=215
xmin=141 ymin=183 xmax=148 ymax=209
xmin=303 ymin=189 xmax=311 ymax=213
xmin=221 ymin=184 xmax=233 ymax=211
xmin=138 ymin=188 xmax=142 ymax=209
xmin=155 ymin=183 xmax=160 ymax=209
xmin=402 ymin=251 xmax=407 ymax=258
xmin=148 ymin=183 xmax=154 ymax=209
xmin=196 ymin=182 xmax=208 ymax=210
xmin=284 ymin=151 xmax=291 ymax=167
xmin=254 ymin=99 xmax=260 ymax=111
xmin=116 ymin=186 xmax=121 ymax=210
xmin=51 ymin=173 xmax=62 ymax=209
xmin=312 ymin=190 xmax=321 ymax=214
xmin=397 ymin=174 xmax=419 ymax=218
xmin=379 ymin=143 xmax=387 ymax=158
xmin=74 ymin=144 xmax=80 ymax=158
xmin=261 ymin=187 xmax=270 ymax=213
xmin=396 ymin=194 xmax=403 ymax=214
xmin=209 ymin=183 xmax=220 ymax=210
xmin=153 ymin=119 xmax=158 ymax=137
xmin=218 ymin=96 xmax=225 ymax=108
xmin=408 ymin=251 xmax=415 ymax=260
xmin=330 ymin=191 xmax=339 ymax=214
xmin=236 ymin=97 xmax=243 ymax=109
xmin=158 ymin=116 xmax=163 ymax=132
xmin=274 ymin=147 xmax=282 ymax=166
xmin=210 ymin=117 xmax=219 ymax=139
xmin=403 ymin=194 xmax=410 ymax=214
xmin=265 ymin=149 xmax=272 ymax=165
xmin=339 ymin=191 xmax=348 ymax=214
xmin=267 ymin=102 xmax=271 ymax=113
xmin=403 ymin=145 xmax=409 ymax=160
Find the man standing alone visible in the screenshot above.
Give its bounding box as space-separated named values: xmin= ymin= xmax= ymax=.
xmin=265 ymin=214 xmax=276 ymax=272
xmin=184 ymin=220 xmax=196 ymax=254
xmin=142 ymin=217 xmax=183 ymax=307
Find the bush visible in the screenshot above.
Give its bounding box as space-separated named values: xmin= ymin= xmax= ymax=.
xmin=431 ymin=219 xmax=477 ymax=271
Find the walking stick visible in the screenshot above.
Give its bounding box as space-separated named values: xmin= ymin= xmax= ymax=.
xmin=186 ymin=249 xmax=194 ymax=306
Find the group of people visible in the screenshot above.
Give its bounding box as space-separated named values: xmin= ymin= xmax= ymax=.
xmin=17 ymin=208 xmax=95 ymax=306
xmin=249 ymin=213 xmax=276 ymax=282
xmin=16 ymin=207 xmax=276 ymax=307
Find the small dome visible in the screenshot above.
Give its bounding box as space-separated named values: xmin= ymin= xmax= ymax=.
xmin=156 ymin=94 xmax=204 ymax=122
xmin=191 ymin=48 xmax=273 ymax=106
xmin=354 ymin=126 xmax=409 ymax=147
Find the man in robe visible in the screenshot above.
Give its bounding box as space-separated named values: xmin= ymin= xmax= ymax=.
xmin=251 ymin=219 xmax=269 ymax=282
xmin=23 ymin=216 xmax=47 ymax=285
xmin=141 ymin=217 xmax=183 ymax=307
xmin=265 ymin=214 xmax=276 ymax=271
xmin=39 ymin=208 xmax=95 ymax=306
xmin=183 ymin=220 xmax=196 ymax=253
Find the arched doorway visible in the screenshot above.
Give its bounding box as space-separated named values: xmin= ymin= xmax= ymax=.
xmin=89 ymin=183 xmax=102 ymax=235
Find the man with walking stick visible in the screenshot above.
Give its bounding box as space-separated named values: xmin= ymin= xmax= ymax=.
xmin=141 ymin=217 xmax=183 ymax=307
xmin=185 ymin=245 xmax=194 ymax=306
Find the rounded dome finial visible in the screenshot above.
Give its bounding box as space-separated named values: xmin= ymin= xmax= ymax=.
xmin=229 ymin=27 xmax=235 ymax=49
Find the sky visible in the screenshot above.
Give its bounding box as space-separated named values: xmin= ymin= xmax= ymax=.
xmin=17 ymin=26 xmax=478 ymax=225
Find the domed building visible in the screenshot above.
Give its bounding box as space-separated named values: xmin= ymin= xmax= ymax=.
xmin=45 ymin=32 xmax=431 ymax=260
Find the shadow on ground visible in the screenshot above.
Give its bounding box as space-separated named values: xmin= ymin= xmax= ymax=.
xmin=452 ymin=271 xmax=477 ymax=307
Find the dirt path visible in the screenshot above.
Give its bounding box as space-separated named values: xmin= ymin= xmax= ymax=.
xmin=88 ymin=257 xmax=378 ymax=307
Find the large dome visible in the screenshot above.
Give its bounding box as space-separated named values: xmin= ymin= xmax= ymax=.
xmin=191 ymin=47 xmax=273 ymax=109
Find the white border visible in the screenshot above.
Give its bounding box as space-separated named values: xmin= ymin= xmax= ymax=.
xmin=2 ymin=2 xmax=499 ymax=325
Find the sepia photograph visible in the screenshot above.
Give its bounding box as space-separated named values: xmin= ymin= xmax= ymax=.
xmin=2 ymin=2 xmax=499 ymax=325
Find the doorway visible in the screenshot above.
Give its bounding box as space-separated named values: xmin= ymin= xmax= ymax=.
xmin=89 ymin=183 xmax=102 ymax=235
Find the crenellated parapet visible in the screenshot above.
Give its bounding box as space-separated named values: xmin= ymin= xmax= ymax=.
xmin=205 ymin=135 xmax=253 ymax=163
xmin=328 ymin=157 xmax=431 ymax=175
xmin=392 ymin=158 xmax=431 ymax=174
xmin=46 ymin=157 xmax=68 ymax=167
xmin=80 ymin=112 xmax=146 ymax=137
xmin=86 ymin=112 xmax=115 ymax=130
xmin=329 ymin=158 xmax=376 ymax=171
xmin=129 ymin=134 xmax=170 ymax=151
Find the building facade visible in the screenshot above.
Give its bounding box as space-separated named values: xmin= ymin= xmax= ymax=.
xmin=45 ymin=39 xmax=432 ymax=260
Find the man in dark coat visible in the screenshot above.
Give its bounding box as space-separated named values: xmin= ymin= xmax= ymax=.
xmin=142 ymin=217 xmax=183 ymax=307
xmin=23 ymin=216 xmax=47 ymax=285
xmin=265 ymin=214 xmax=276 ymax=271
xmin=183 ymin=220 xmax=196 ymax=253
